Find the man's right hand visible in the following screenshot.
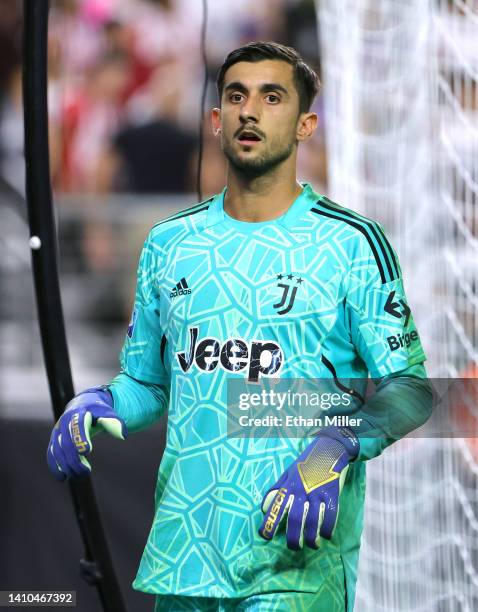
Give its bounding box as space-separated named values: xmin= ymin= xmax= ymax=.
xmin=46 ymin=387 xmax=128 ymax=481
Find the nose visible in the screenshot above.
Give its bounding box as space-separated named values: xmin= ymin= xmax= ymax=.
xmin=239 ymin=96 xmax=260 ymax=124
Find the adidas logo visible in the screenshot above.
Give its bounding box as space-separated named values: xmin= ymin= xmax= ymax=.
xmin=170 ymin=277 xmax=191 ymax=299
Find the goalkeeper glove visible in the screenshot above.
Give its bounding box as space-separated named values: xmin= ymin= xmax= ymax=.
xmin=258 ymin=426 xmax=359 ymax=550
xmin=46 ymin=387 xmax=127 ymax=481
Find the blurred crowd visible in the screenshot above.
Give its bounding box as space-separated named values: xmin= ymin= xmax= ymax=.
xmin=0 ymin=0 xmax=327 ymax=199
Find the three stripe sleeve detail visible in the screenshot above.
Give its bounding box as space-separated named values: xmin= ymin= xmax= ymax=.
xmin=311 ymin=197 xmax=400 ymax=284
xmin=153 ymin=198 xmax=213 ymax=229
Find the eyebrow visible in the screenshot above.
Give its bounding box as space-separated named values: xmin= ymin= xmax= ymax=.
xmin=224 ymin=81 xmax=289 ymax=96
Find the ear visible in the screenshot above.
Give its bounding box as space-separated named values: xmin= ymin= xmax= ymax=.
xmin=211 ymin=107 xmax=222 ymax=136
xmin=296 ymin=112 xmax=318 ymax=142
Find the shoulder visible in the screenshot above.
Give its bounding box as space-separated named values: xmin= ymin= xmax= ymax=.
xmin=310 ymin=195 xmax=400 ymax=284
xmin=145 ymin=195 xmax=215 ymax=253
xmin=309 ymin=195 xmax=385 ymax=240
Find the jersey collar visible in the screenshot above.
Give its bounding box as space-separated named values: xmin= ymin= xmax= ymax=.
xmin=205 ymin=182 xmax=321 ymax=230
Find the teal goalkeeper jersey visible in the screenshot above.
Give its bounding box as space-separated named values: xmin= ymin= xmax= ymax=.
xmin=114 ymin=183 xmax=426 ymax=603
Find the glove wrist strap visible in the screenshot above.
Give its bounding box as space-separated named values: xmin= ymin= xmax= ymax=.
xmin=317 ymin=425 xmax=360 ymax=459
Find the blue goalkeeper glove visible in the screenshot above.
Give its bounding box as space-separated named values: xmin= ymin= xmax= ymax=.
xmin=46 ymin=387 xmax=127 ymax=481
xmin=258 ymin=426 xmax=359 ymax=550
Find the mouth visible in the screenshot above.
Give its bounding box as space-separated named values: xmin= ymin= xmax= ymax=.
xmin=236 ymin=129 xmax=263 ymax=145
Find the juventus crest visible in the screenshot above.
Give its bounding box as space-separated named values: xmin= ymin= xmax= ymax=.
xmin=273 ymin=273 xmax=303 ymax=315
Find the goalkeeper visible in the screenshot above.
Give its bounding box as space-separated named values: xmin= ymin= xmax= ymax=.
xmin=47 ymin=42 xmax=432 ymax=611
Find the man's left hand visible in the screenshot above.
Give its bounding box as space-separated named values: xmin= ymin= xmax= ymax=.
xmin=258 ymin=426 xmax=359 ymax=550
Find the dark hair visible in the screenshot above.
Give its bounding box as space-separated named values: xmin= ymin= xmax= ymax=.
xmin=216 ymin=41 xmax=320 ymax=113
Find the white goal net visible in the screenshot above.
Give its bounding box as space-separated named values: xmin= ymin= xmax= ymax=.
xmin=317 ymin=0 xmax=478 ymax=610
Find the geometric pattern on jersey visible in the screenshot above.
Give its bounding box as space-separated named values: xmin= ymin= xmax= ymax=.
xmin=119 ymin=183 xmax=426 ymax=609
xmin=154 ymin=568 xmax=346 ymax=611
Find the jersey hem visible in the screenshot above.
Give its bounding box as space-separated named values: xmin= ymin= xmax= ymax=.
xmin=132 ymin=581 xmax=335 ymax=599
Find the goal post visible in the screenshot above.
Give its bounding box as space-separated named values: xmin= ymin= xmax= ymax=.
xmin=316 ymin=1 xmax=478 ymax=609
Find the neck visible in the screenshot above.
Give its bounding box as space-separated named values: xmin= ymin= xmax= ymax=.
xmin=224 ymin=158 xmax=303 ymax=222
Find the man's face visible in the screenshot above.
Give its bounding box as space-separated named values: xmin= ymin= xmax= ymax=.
xmin=213 ymin=60 xmax=303 ymax=177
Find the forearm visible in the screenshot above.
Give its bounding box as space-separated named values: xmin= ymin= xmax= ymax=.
xmin=352 ymin=363 xmax=433 ymax=461
xmin=107 ymin=371 xmax=169 ymax=433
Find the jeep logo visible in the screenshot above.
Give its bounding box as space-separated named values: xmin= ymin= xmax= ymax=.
xmin=176 ymin=327 xmax=283 ymax=382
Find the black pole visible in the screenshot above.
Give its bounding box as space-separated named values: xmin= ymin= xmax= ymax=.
xmin=196 ymin=0 xmax=208 ymax=202
xmin=22 ymin=2 xmax=127 ymax=611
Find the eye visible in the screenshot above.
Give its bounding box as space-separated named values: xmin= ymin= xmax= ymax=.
xmin=229 ymin=93 xmax=244 ymax=103
xmin=265 ymin=94 xmax=280 ymax=104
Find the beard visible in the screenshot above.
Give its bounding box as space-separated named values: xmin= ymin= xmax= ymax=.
xmin=222 ymin=135 xmax=296 ymax=178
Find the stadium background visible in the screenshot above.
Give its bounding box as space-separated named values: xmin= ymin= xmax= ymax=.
xmin=1 ymin=1 xmax=477 ymax=611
